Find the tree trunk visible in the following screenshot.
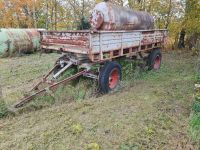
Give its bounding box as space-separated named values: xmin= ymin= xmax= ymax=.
xmin=178 ymin=29 xmax=186 ymax=49
xmin=50 ymin=0 xmax=54 ymax=29
xmin=54 ymin=0 xmax=57 ymax=30
xmin=45 ymin=0 xmax=49 ymax=30
xmin=32 ymin=0 xmax=37 ymax=28
xmin=188 ymin=34 xmax=198 ymax=50
xmin=165 ymin=0 xmax=172 ymax=29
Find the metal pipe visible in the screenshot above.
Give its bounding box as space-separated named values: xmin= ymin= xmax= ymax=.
xmin=53 ymin=62 xmax=73 ymax=79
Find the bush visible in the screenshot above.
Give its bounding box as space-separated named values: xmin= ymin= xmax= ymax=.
xmin=192 ymin=100 xmax=200 ymax=114
xmin=117 ymin=58 xmax=145 ymax=81
xmin=189 ymin=113 xmax=200 ymax=140
xmin=195 ymin=93 xmax=200 ymax=102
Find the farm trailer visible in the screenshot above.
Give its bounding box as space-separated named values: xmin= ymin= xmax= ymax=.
xmin=14 ymin=29 xmax=167 ymax=108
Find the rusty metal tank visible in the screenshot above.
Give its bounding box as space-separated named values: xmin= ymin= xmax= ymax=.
xmin=89 ymin=2 xmax=154 ymax=30
xmin=0 ymin=29 xmax=41 ymax=57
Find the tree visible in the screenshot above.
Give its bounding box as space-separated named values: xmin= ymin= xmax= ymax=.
xmin=176 ymin=0 xmax=200 ymax=50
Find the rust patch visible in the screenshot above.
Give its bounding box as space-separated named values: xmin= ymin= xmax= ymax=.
xmin=41 ymin=31 xmax=89 ymax=47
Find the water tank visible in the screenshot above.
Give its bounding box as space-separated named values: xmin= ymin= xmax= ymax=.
xmin=90 ymin=2 xmax=154 ymax=30
xmin=0 ymin=29 xmax=40 ymax=57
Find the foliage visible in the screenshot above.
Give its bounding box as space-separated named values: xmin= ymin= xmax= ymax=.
xmin=117 ymin=58 xmax=145 ymax=81
xmin=0 ymin=0 xmax=95 ymax=30
xmin=195 ymin=93 xmax=200 ymax=102
xmin=184 ymin=0 xmax=200 ymax=35
xmin=77 ymin=16 xmax=91 ymax=30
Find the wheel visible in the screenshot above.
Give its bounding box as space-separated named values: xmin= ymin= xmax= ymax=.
xmin=99 ymin=61 xmax=122 ymax=93
xmin=147 ymin=49 xmax=162 ymax=70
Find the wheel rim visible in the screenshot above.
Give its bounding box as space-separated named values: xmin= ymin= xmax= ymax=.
xmin=153 ymin=55 xmax=161 ymax=70
xmin=108 ymin=68 xmax=119 ymax=89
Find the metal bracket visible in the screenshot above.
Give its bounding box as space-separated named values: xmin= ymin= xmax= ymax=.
xmin=83 ymin=72 xmax=98 ymax=79
xmin=53 ymin=61 xmax=73 ymax=79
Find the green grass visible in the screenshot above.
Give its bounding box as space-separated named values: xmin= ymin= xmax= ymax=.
xmin=0 ymin=99 xmax=8 ymax=118
xmin=190 ymin=113 xmax=200 ymax=140
xmin=0 ymin=51 xmax=199 ymax=149
xmin=189 ymin=62 xmax=200 ymax=142
xmin=192 ymin=100 xmax=200 ymax=113
xmin=0 ymin=53 xmax=60 ymax=105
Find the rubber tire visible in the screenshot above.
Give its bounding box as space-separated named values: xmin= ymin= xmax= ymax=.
xmin=147 ymin=49 xmax=162 ymax=70
xmin=99 ymin=61 xmax=122 ymax=93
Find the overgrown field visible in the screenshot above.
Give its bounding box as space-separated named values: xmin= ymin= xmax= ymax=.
xmin=0 ymin=53 xmax=60 ymax=105
xmin=0 ymin=51 xmax=199 ymax=149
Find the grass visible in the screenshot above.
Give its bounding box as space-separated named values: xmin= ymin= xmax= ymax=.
xmin=0 ymin=98 xmax=8 ymax=118
xmin=0 ymin=51 xmax=199 ymax=149
xmin=0 ymin=53 xmax=60 ymax=105
xmin=189 ymin=66 xmax=200 ymax=142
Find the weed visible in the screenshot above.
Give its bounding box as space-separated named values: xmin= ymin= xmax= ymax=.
xmin=74 ymin=90 xmax=86 ymax=102
xmin=86 ymin=143 xmax=100 ymax=150
xmin=118 ymin=58 xmax=145 ymax=81
xmin=0 ymin=99 xmax=8 ymax=118
xmin=144 ymin=127 xmax=155 ymax=136
xmin=71 ymin=123 xmax=83 ymax=135
xmin=195 ymin=93 xmax=200 ymax=102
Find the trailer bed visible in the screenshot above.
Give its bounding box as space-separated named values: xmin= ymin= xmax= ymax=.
xmin=41 ymin=29 xmax=167 ymax=62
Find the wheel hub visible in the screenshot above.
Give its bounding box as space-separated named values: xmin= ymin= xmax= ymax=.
xmin=108 ymin=69 xmax=119 ymax=89
xmin=153 ymin=55 xmax=161 ymax=70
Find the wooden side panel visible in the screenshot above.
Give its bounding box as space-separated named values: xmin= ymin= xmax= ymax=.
xmin=89 ymin=30 xmax=167 ymax=61
xmin=91 ymin=31 xmax=142 ymax=53
xmin=41 ymin=31 xmax=90 ymax=54
xmin=121 ymin=32 xmax=141 ymax=48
